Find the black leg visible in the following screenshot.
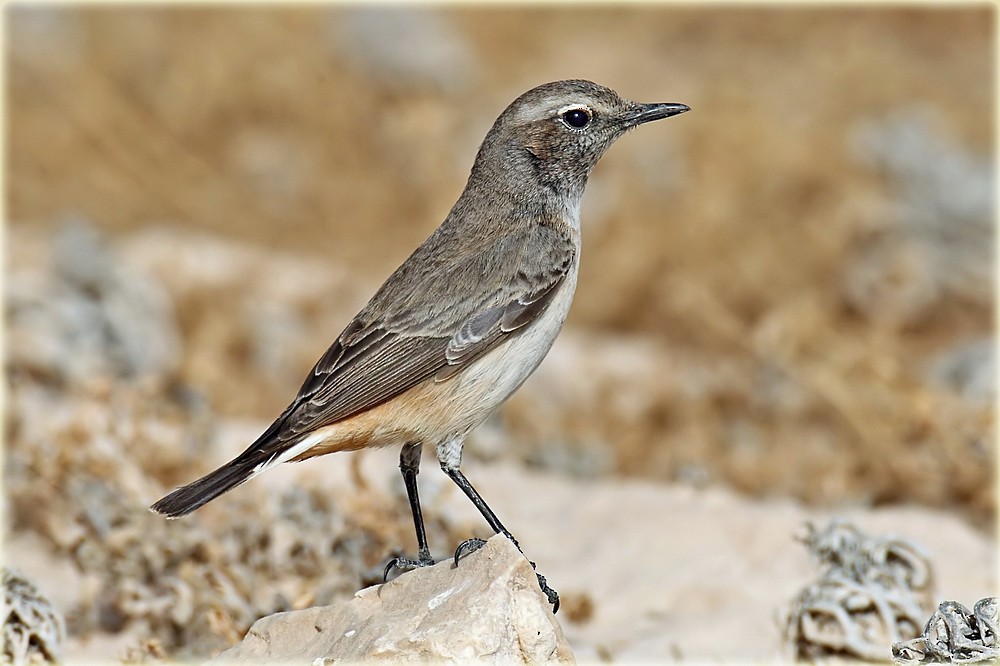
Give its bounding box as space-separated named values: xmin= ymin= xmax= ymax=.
xmin=441 ymin=465 xmax=519 ymax=548
xmin=383 ymin=442 xmax=435 ymax=581
xmin=401 ymin=442 xmax=431 ymax=560
xmin=441 ymin=462 xmax=560 ymax=613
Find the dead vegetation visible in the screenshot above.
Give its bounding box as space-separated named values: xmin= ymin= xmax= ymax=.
xmin=3 ymin=5 xmax=994 ymax=662
xmin=893 ymin=597 xmax=999 ymax=664
xmin=2 ymin=569 xmax=66 ymax=665
xmin=8 ymin=6 xmax=992 ymax=523
xmin=784 ymin=520 xmax=935 ymax=660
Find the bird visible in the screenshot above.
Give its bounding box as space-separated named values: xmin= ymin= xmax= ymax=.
xmin=151 ymin=79 xmax=689 ymax=612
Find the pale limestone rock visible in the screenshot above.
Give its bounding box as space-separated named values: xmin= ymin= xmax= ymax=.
xmin=210 ymin=535 xmax=573 ymax=664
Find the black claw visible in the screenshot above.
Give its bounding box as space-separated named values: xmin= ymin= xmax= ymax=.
xmin=383 ymin=553 xmax=436 ymax=582
xmin=453 ymin=537 xmax=488 ymax=566
xmin=383 ymin=557 xmax=403 ymax=582
xmin=535 ymin=571 xmax=560 ymax=613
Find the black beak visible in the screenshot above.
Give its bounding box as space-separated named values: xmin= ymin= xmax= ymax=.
xmin=622 ymin=102 xmax=690 ymax=128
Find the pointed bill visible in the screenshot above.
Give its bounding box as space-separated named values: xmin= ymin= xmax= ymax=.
xmin=622 ymin=102 xmax=690 ymax=128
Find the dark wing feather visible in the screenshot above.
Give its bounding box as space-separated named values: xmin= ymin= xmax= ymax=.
xmin=294 ymin=333 xmax=446 ymax=428
xmin=251 ymin=222 xmax=576 ymax=456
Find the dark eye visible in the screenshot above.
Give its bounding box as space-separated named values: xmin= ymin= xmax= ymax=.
xmin=561 ymin=107 xmax=592 ymax=129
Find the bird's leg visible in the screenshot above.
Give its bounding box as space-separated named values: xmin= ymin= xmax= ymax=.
xmin=383 ymin=442 xmax=436 ymax=581
xmin=443 ymin=465 xmax=519 ymax=547
xmin=440 ymin=461 xmax=560 ymax=613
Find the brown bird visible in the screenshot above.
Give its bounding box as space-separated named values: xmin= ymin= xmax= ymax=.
xmin=151 ymin=79 xmax=689 ymax=611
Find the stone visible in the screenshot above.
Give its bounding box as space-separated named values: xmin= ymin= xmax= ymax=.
xmin=210 ymin=535 xmax=574 ymax=664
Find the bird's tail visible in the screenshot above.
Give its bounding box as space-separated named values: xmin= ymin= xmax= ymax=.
xmin=150 ymin=454 xmax=263 ymax=518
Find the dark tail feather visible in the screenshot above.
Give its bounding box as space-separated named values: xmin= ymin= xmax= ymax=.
xmin=152 ymin=406 xmax=297 ymax=518
xmin=150 ymin=457 xmax=260 ymax=518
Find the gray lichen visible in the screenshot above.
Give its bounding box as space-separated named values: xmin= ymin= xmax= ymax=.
xmin=784 ymin=520 xmax=935 ymax=661
xmin=2 ymin=569 xmax=65 ymax=665
xmin=892 ymin=597 xmax=998 ymax=664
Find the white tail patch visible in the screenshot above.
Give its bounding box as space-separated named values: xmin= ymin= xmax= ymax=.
xmin=249 ymin=429 xmax=332 ymax=478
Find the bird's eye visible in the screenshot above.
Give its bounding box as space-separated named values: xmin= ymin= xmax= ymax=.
xmin=560 ymin=107 xmax=592 ymax=129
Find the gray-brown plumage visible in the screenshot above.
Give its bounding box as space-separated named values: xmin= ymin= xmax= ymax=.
xmin=151 ymin=79 xmax=689 ymax=611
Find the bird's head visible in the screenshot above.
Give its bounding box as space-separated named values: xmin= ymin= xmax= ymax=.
xmin=474 ymin=79 xmax=689 ymax=196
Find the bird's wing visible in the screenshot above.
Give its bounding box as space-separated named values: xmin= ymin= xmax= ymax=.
xmin=253 ymin=223 xmax=576 ymax=454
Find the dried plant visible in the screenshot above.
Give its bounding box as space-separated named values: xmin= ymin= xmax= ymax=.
xmin=784 ymin=520 xmax=935 ymax=661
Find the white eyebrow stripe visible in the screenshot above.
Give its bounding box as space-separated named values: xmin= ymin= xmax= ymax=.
xmin=556 ymin=103 xmax=592 ymax=116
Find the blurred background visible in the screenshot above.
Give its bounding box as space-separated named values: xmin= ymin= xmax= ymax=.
xmin=5 ymin=4 xmax=995 ymax=662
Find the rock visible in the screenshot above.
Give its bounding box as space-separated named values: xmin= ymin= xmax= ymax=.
xmin=210 ymin=535 xmax=573 ymax=664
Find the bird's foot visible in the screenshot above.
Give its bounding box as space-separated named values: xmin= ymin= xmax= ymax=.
xmin=453 ymin=537 xmax=560 ymax=614
xmin=383 ymin=550 xmax=436 ymax=582
xmin=453 ymin=537 xmax=488 ymax=565
xmin=531 ymin=564 xmax=561 ymax=613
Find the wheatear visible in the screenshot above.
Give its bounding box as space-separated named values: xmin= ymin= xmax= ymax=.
xmin=152 ymin=80 xmax=689 ymax=611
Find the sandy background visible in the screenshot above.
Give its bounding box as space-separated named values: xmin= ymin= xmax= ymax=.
xmin=4 ymin=4 xmax=996 ymax=662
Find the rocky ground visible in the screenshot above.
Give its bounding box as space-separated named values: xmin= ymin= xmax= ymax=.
xmin=4 ymin=5 xmax=995 ymax=663
xmin=4 ymin=222 xmax=995 ymax=663
xmin=209 ymin=535 xmax=574 ymax=664
xmin=6 ymin=438 xmax=996 ymax=662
